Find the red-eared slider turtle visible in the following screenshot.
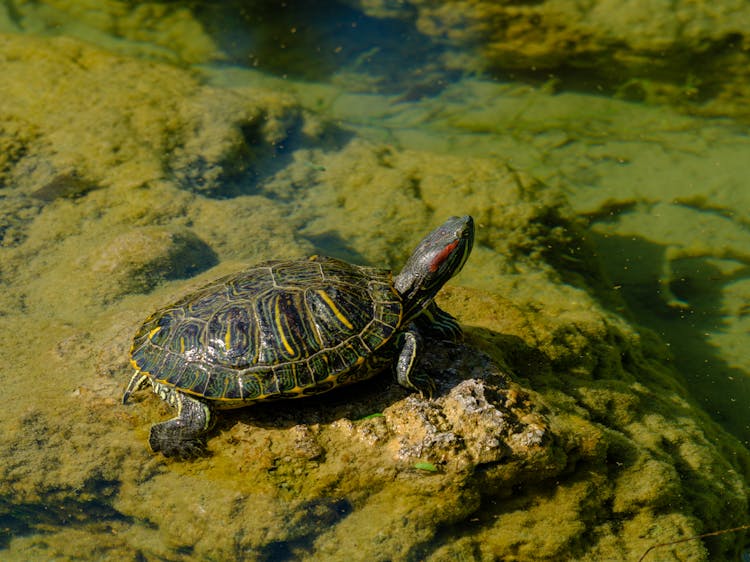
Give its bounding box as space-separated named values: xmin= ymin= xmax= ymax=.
xmin=124 ymin=216 xmax=474 ymax=457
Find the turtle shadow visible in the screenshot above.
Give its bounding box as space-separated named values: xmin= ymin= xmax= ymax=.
xmin=214 ymin=329 xmax=535 ymax=434
xmin=217 ymin=372 xmax=402 ymax=433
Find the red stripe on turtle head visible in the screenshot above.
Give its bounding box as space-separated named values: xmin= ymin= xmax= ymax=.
xmin=429 ymin=240 xmax=458 ymax=272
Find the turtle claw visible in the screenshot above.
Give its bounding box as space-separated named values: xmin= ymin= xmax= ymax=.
xmin=149 ymin=426 xmax=209 ymax=459
xmin=146 ymin=389 xmax=213 ymax=459
xmin=408 ymin=371 xmax=437 ymax=400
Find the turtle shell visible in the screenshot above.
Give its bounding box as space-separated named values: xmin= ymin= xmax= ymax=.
xmin=129 ymin=256 xmax=403 ymax=406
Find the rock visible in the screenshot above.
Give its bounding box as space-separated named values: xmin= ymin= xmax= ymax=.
xmin=30 ymin=171 xmax=101 ymax=201
xmin=167 ymin=86 xmax=301 ymax=195
xmin=90 ymin=226 xmax=218 ymax=297
xmin=382 ymin=344 xmax=549 ymax=472
xmin=0 ymin=33 xmax=299 ymax=194
xmin=342 ymin=0 xmax=750 ymax=115
xmin=6 ymin=0 xmax=219 ymax=63
xmin=344 ymin=0 xmax=749 ymax=73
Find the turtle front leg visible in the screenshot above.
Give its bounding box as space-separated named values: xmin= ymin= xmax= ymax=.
xmin=149 ymin=383 xmax=213 ymax=458
xmin=394 ymin=326 xmax=436 ymax=398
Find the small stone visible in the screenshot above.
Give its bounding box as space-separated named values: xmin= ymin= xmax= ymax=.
xmin=91 ymin=226 xmax=218 ymax=298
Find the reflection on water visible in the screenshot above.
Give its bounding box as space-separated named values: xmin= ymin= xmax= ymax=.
xmin=1 ymin=1 xmax=749 ymax=560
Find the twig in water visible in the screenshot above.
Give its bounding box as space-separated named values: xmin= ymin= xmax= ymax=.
xmin=637 ymin=524 xmax=750 ymax=562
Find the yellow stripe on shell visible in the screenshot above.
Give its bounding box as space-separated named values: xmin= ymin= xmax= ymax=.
xmin=274 ymin=297 xmax=296 ymax=357
xmin=316 ymin=289 xmax=355 ymax=330
xmin=224 ymin=323 xmax=232 ymax=351
xmin=148 ymin=327 xmax=161 ymax=340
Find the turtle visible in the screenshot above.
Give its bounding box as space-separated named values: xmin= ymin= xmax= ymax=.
xmin=123 ymin=215 xmax=474 ymax=457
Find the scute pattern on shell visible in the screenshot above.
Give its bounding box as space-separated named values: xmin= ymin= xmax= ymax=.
xmin=129 ymin=256 xmax=403 ymax=405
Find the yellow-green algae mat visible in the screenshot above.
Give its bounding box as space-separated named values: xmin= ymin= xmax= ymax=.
xmin=0 ymin=34 xmax=748 ymax=561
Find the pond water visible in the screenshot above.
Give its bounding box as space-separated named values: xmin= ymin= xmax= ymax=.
xmin=1 ymin=2 xmax=749 ymax=560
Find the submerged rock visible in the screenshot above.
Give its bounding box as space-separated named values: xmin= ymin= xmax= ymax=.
xmin=342 ymin=0 xmax=750 ymax=114
xmin=29 ymin=171 xmax=101 ymax=201
xmin=90 ymin=226 xmax=218 ymax=298
xmin=2 ymin=0 xmax=219 ymax=64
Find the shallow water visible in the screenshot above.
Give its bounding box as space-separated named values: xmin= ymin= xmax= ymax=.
xmin=1 ymin=2 xmax=749 ymax=560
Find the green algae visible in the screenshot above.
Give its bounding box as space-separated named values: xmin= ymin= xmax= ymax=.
xmin=4 ymin=0 xmax=219 ymax=64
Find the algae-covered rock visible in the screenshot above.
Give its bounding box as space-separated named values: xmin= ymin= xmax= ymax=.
xmin=341 ymin=0 xmax=750 ymax=116
xmin=0 ymin=33 xmax=298 ymax=195
xmin=7 ymin=0 xmax=219 ymax=63
xmin=0 ymin=32 xmax=304 ymax=321
xmin=348 ymin=0 xmax=750 ymax=71
xmin=0 ymin=29 xmax=748 ymax=562
xmin=89 ymin=226 xmax=218 ymax=296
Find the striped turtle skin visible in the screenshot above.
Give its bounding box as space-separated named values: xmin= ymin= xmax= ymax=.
xmin=124 ymin=216 xmax=474 ymax=458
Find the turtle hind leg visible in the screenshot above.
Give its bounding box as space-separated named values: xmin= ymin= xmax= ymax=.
xmin=148 ymin=384 xmax=213 ymax=459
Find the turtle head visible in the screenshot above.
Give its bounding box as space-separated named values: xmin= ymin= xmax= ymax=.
xmin=394 ymin=215 xmax=474 ymax=322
